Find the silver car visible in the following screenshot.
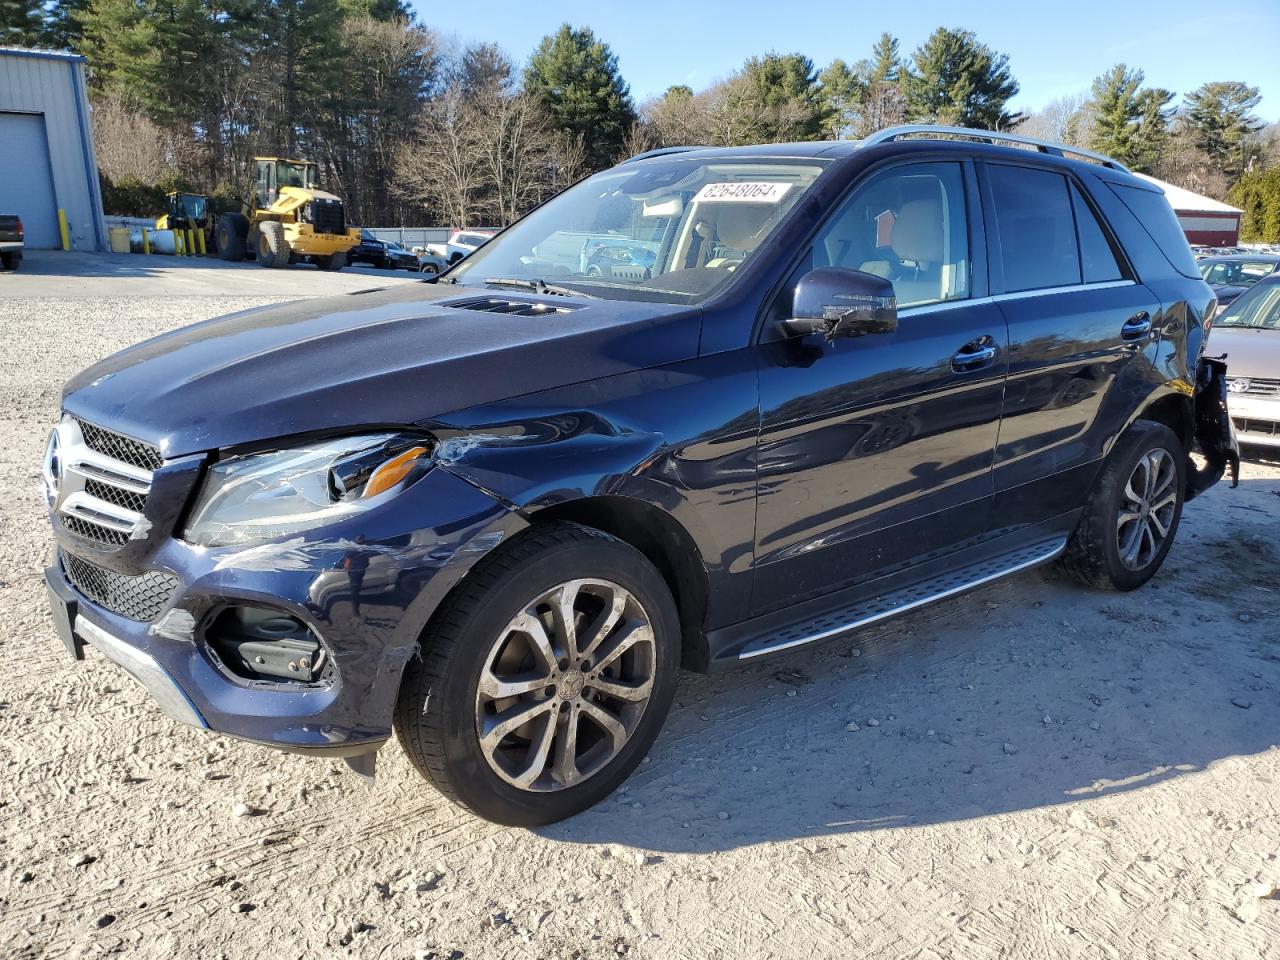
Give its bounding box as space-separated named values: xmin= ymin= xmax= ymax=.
xmin=1209 ymin=274 xmax=1280 ymax=447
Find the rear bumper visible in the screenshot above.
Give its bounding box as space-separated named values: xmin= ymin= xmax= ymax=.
xmin=0 ymin=240 xmax=22 ymax=251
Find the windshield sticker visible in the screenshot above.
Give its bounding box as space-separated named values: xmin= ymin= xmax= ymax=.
xmin=693 ymin=181 xmax=793 ymax=204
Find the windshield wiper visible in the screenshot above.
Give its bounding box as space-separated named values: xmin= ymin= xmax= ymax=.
xmin=483 ymin=277 xmax=599 ymax=299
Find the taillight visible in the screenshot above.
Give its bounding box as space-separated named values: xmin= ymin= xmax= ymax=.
xmin=15 ymin=218 xmax=22 ymax=240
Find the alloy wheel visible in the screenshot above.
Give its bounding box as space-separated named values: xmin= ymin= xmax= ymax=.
xmin=474 ymin=579 xmax=656 ymax=792
xmin=1116 ymin=446 xmax=1177 ymax=571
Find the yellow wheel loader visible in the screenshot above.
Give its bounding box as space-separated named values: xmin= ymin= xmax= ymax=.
xmin=156 ymin=192 xmax=214 ymax=252
xmin=214 ymin=157 xmax=359 ymax=270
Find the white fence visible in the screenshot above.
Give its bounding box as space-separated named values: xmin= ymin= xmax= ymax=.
xmin=104 ymin=217 xmax=496 ymax=251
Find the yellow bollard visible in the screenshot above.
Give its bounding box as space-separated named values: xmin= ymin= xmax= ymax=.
xmin=196 ymin=228 xmax=206 ymax=256
xmin=175 ymin=231 xmax=185 ymax=256
xmin=142 ymin=228 xmax=151 ymax=255
xmin=58 ymin=209 xmax=70 ymax=251
xmin=186 ymin=228 xmax=195 ymax=256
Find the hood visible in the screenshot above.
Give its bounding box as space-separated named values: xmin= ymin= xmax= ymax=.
xmin=1210 ymin=284 xmax=1249 ymax=304
xmin=62 ymin=283 xmax=701 ymax=457
xmin=1207 ymin=324 xmax=1280 ymax=380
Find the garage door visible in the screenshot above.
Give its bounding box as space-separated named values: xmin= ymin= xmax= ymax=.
xmin=0 ymin=113 xmax=59 ymax=248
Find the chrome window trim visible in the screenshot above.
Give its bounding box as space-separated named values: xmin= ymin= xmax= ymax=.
xmin=993 ymin=279 xmax=1136 ymax=303
xmin=895 ymin=279 xmax=1136 ymax=318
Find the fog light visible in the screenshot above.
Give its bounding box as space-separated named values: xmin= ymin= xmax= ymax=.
xmin=205 ymin=605 xmax=327 ymax=683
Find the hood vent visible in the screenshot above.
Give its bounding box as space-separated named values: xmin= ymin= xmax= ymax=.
xmin=444 ymin=296 xmax=579 ymax=316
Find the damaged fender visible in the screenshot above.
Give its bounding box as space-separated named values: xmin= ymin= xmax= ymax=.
xmin=1186 ymin=355 xmax=1241 ymax=500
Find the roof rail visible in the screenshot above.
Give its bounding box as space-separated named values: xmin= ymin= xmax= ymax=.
xmin=622 ymin=145 xmax=711 ymax=164
xmin=860 ymin=124 xmax=1131 ymax=173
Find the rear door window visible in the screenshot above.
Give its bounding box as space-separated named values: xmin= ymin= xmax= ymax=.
xmin=1071 ymin=183 xmax=1124 ymax=283
xmin=987 ymin=165 xmax=1081 ymax=292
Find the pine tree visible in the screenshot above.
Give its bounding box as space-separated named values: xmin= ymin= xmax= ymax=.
xmin=2 ymin=0 xmax=49 ymax=47
xmin=817 ymin=58 xmax=864 ymax=139
xmin=865 ymin=32 xmax=900 ymax=85
xmin=523 ymin=23 xmax=635 ymax=170
xmin=455 ymin=41 xmax=512 ymax=97
xmin=1086 ymin=65 xmax=1171 ymax=173
xmin=902 ymin=27 xmax=1019 ymax=130
xmin=1182 ymin=81 xmax=1262 ymax=180
xmin=739 ymin=52 xmax=829 ymax=142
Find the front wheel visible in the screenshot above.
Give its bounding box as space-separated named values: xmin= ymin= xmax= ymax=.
xmin=1062 ymin=420 xmax=1185 ymax=591
xmin=317 ymin=251 xmax=346 ymax=271
xmin=256 ymin=220 xmax=289 ymax=268
xmin=395 ymin=522 xmax=679 ymax=826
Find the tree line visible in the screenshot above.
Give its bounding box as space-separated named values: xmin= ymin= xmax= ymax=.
xmin=3 ymin=4 xmax=1278 ymax=238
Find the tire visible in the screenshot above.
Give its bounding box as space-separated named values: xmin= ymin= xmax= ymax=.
xmin=1062 ymin=420 xmax=1186 ymax=591
xmin=586 ymin=264 xmax=604 ymax=277
xmin=0 ymin=251 xmax=20 ymax=271
xmin=317 ymin=251 xmax=346 ymax=271
xmin=419 ymin=262 xmax=438 ymax=276
xmin=395 ymin=522 xmax=680 ymax=826
xmin=256 ymin=220 xmax=289 ymax=268
xmin=215 ymin=213 xmax=249 ymax=261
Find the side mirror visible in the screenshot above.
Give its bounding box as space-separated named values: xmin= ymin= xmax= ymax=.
xmin=783 ymin=266 xmax=898 ymax=340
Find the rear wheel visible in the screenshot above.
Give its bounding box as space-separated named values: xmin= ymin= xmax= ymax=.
xmin=256 ymin=221 xmax=289 ymax=268
xmin=395 ymin=522 xmax=679 ymax=826
xmin=317 ymin=251 xmax=346 ymax=271
xmin=0 ymin=251 xmax=20 ymax=271
xmin=1063 ymin=420 xmax=1185 ymax=591
xmin=419 ymin=262 xmax=438 ymax=276
xmin=215 ymin=213 xmax=249 ymax=261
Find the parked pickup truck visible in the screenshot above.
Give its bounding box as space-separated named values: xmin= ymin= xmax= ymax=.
xmin=0 ymin=215 xmax=22 ymax=271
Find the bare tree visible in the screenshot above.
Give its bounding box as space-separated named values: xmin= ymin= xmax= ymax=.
xmin=90 ymin=94 xmax=178 ymax=184
xmin=852 ymin=81 xmax=907 ymax=137
xmin=1016 ymin=92 xmax=1091 ymax=146
xmin=395 ymin=86 xmax=488 ymax=228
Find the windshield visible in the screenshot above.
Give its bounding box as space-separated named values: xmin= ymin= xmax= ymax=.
xmin=278 ymin=162 xmax=316 ymax=190
xmin=1200 ymin=260 xmax=1276 ymax=287
xmin=1216 ymin=281 xmax=1280 ymax=329
xmin=180 ymin=195 xmax=206 ymax=220
xmin=450 ymin=158 xmax=827 ymax=304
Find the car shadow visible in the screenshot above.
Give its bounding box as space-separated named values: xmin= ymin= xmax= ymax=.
xmin=538 ymin=476 xmax=1280 ymax=853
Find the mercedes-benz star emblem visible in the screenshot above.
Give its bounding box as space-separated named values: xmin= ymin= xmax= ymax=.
xmin=42 ymin=426 xmax=62 ymax=508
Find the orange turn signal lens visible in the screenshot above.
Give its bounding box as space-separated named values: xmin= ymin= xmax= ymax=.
xmin=362 ymin=445 xmax=429 ymax=499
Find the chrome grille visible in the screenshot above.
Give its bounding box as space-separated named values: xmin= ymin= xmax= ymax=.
xmin=84 ymin=478 xmax=146 ymax=513
xmin=47 ymin=418 xmax=158 ymax=549
xmin=64 ymin=515 xmax=130 ymax=546
xmin=77 ymin=419 xmax=164 ymax=470
xmin=62 ymin=552 xmax=178 ymax=621
xmin=1241 ymin=377 xmax=1280 ymax=398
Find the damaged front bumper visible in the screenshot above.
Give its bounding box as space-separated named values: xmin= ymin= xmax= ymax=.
xmin=46 ymin=466 xmax=526 ymax=766
xmin=1186 ymin=356 xmax=1241 ymax=500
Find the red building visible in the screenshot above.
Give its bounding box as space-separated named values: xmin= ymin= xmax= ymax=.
xmin=1135 ymin=173 xmax=1242 ymax=246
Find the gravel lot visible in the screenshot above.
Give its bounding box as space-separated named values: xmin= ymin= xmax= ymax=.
xmin=2 ymin=267 xmax=1279 ymax=959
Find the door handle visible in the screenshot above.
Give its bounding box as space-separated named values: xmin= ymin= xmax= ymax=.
xmin=952 ymin=338 xmax=998 ymax=372
xmin=1121 ymin=311 xmax=1152 ymax=340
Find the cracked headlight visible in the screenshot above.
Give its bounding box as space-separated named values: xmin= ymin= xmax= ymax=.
xmin=184 ymin=433 xmax=432 ymax=547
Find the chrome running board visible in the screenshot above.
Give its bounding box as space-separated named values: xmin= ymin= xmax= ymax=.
xmin=737 ymin=536 xmax=1067 ymax=660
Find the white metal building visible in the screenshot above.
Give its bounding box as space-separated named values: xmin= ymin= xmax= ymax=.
xmin=0 ymin=47 xmax=107 ymax=251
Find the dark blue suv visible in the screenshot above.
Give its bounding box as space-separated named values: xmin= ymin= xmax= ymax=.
xmin=44 ymin=126 xmax=1239 ymax=825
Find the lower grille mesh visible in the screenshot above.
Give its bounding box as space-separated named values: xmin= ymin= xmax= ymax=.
xmin=63 ymin=516 xmax=130 ymax=546
xmin=62 ymin=552 xmax=179 ymax=622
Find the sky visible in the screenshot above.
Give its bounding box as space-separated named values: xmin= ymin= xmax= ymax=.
xmin=408 ymin=0 xmax=1280 ymax=122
